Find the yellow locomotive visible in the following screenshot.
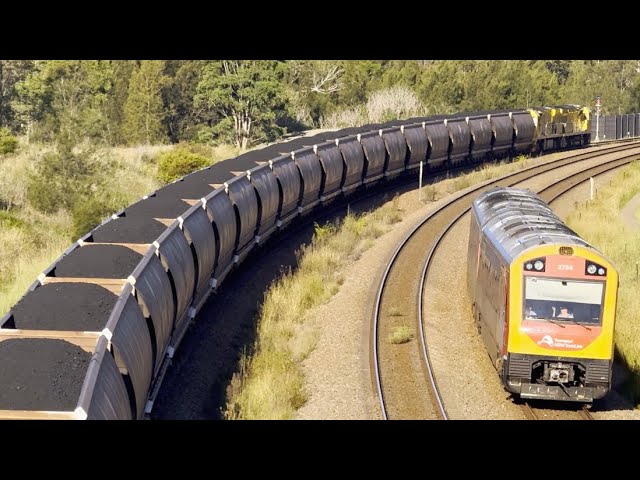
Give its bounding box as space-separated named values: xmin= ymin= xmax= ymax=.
xmin=467 ymin=187 xmax=617 ymax=402
xmin=529 ymin=104 xmax=591 ymax=153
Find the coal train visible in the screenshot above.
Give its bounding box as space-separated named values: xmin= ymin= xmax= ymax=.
xmin=0 ymin=103 xmax=624 ymax=419
xmin=467 ymin=187 xmax=618 ymax=402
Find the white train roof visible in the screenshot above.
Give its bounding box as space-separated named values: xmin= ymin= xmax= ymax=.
xmin=471 ymin=187 xmax=593 ymax=263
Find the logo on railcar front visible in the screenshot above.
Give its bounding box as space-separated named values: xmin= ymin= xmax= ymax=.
xmin=538 ymin=335 xmax=554 ymax=347
xmin=535 ymin=334 xmax=584 ymax=349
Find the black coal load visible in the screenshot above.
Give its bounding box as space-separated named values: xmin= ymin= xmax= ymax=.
xmin=0 ymin=338 xmax=90 ymax=411
xmin=55 ymin=245 xmax=142 ymax=279
xmin=157 ymin=176 xmax=219 ymax=202
xmin=125 ymin=195 xmax=193 ymax=220
xmin=11 ymin=283 xmax=117 ymax=331
xmin=91 ymin=216 xmax=168 ymax=244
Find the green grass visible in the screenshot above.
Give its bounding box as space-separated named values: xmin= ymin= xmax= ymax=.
xmin=388 ymin=325 xmax=413 ymax=344
xmin=565 ymin=160 xmax=640 ymax=404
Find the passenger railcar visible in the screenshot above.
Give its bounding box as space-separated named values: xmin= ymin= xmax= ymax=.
xmin=467 ymin=187 xmax=618 ymax=402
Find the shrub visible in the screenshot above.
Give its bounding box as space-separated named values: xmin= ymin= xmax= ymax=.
xmin=71 ymin=197 xmax=116 ymax=240
xmin=27 ymin=146 xmax=102 ymax=213
xmin=178 ymin=142 xmax=213 ymax=159
xmin=366 ymin=86 xmax=427 ymax=123
xmin=0 ymin=128 xmax=18 ymax=154
xmin=157 ymin=147 xmax=211 ymax=184
xmin=320 ymin=106 xmax=366 ymax=129
xmin=0 ymin=210 xmax=25 ymax=229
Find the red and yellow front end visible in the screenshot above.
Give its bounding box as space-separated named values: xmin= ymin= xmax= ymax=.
xmin=504 ymin=245 xmax=618 ymax=402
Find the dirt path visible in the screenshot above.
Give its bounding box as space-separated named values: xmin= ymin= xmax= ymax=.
xmin=295 ymin=189 xmax=435 ymax=420
xmin=620 ymin=192 xmax=640 ymax=230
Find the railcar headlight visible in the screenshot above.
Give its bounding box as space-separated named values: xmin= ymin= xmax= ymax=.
xmin=526 ymin=263 xmax=533 ymax=270
xmin=598 ymin=267 xmax=605 ymax=275
xmin=534 ymin=260 xmax=544 ymax=271
xmin=587 ymin=264 xmax=597 ymax=274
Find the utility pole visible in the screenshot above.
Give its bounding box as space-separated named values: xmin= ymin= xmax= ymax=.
xmin=595 ymin=96 xmax=602 ymax=142
xmin=418 ymin=160 xmax=423 ymax=201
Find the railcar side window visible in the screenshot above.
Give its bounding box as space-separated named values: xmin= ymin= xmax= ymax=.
xmin=524 ymin=277 xmax=604 ymax=325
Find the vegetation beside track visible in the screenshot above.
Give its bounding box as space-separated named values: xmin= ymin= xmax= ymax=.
xmin=566 ymin=161 xmax=640 ymax=404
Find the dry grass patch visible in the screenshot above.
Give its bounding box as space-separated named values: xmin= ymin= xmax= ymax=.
xmin=421 ymin=155 xmax=530 ymax=202
xmin=388 ymin=325 xmax=413 ymax=344
xmin=0 ymin=207 xmax=72 ymax=315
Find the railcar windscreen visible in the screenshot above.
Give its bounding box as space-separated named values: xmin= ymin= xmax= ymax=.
xmin=523 ymin=277 xmax=604 ymax=325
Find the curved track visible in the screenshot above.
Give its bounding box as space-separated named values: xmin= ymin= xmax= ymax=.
xmin=373 ymin=143 xmax=640 ymax=420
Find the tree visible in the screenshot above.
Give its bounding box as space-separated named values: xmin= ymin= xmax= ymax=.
xmin=27 ymin=138 xmax=105 ymax=213
xmin=334 ymin=60 xmax=385 ymax=106
xmin=11 ymin=60 xmax=113 ymax=143
xmin=195 ymin=60 xmax=289 ymax=149
xmin=163 ymin=60 xmax=206 ymax=142
xmin=417 ymin=60 xmax=466 ymax=113
xmin=545 ymin=60 xmax=571 ymax=84
xmin=12 ymin=60 xmax=52 ymax=141
xmin=0 ymin=60 xmax=34 ymax=131
xmin=381 ymin=60 xmax=423 ymax=89
xmin=123 ymin=60 xmax=168 ymax=145
xmin=561 ymin=61 xmax=638 ymax=115
xmin=285 ymin=60 xmax=345 ymax=127
xmin=287 ymin=61 xmax=344 ymax=95
xmin=629 ymin=74 xmax=640 ymax=113
xmin=104 ymin=60 xmax=135 ymax=145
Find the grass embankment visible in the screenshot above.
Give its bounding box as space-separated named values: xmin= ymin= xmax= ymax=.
xmin=565 ymin=161 xmax=640 ymax=403
xmin=224 ymin=154 xmax=541 ymax=419
xmin=224 ymin=200 xmax=404 ymax=419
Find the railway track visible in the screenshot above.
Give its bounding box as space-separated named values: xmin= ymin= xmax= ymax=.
xmin=522 ymin=402 xmax=594 ymax=420
xmin=372 ymin=141 xmax=640 ymax=420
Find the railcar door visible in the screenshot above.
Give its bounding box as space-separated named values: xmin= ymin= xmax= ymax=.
xmin=495 ymin=266 xmax=509 ymax=372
